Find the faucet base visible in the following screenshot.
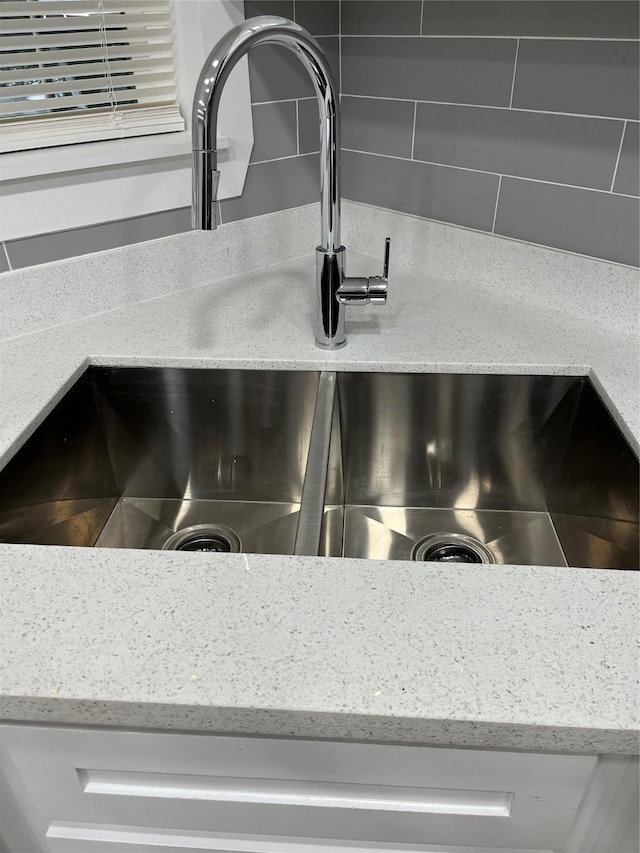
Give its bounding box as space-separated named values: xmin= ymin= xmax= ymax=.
xmin=315 ymin=338 xmax=347 ymax=351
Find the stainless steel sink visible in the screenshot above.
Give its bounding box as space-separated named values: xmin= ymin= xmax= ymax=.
xmin=0 ymin=367 xmax=637 ymax=569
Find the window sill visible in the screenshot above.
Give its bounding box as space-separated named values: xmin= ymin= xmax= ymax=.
xmin=0 ymin=131 xmax=230 ymax=183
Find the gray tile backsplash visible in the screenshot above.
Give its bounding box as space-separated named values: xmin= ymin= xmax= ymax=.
xmin=245 ymin=0 xmax=339 ymax=36
xmin=342 ymin=96 xmax=415 ymax=159
xmin=248 ymin=37 xmax=339 ymax=103
xmin=342 ymin=150 xmax=499 ymax=232
xmin=249 ymin=100 xmax=298 ymax=163
xmin=219 ymin=154 xmax=319 ymax=223
xmin=339 ymin=0 xmax=639 ymax=266
xmin=421 ymin=1 xmax=639 ymax=39
xmin=7 ymin=1 xmax=638 ymax=270
xmin=294 ymin=0 xmax=339 ymax=36
xmin=512 ymin=40 xmax=640 ymax=121
xmin=244 ymin=0 xmax=292 ymax=17
xmin=342 ymin=37 xmax=517 ymax=106
xmin=0 ymin=245 xmax=10 ymax=274
xmin=413 ymin=103 xmax=624 ymax=190
xmin=4 ymin=209 xmax=191 ymax=271
xmin=614 ymin=123 xmax=640 ymax=198
xmin=342 ymin=1 xmax=422 ymax=36
xmin=495 ymin=178 xmax=640 ymax=268
xmin=298 ymin=97 xmax=322 ymax=155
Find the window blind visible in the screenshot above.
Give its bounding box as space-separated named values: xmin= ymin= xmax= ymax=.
xmin=0 ymin=0 xmax=185 ymax=153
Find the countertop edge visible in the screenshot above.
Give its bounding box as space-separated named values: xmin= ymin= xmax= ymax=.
xmin=1 ymin=698 xmax=638 ymax=755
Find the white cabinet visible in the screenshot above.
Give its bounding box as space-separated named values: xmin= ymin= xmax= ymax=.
xmin=0 ymin=724 xmax=632 ymax=853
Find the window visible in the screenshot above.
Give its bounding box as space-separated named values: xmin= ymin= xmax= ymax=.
xmin=0 ymin=0 xmax=185 ymax=153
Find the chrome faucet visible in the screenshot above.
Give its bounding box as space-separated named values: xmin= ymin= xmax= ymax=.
xmin=192 ymin=15 xmax=390 ymax=349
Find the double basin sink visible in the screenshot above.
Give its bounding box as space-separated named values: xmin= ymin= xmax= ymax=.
xmin=0 ymin=367 xmax=637 ymax=569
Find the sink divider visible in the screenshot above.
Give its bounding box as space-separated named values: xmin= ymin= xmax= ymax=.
xmin=294 ymin=372 xmax=337 ymax=557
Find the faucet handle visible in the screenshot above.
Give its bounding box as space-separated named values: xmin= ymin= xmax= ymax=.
xmin=368 ymin=236 xmax=390 ymax=304
xmin=382 ymin=236 xmax=391 ymax=280
xmin=336 ymin=237 xmax=391 ymax=305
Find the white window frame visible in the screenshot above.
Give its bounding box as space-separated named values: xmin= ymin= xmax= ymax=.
xmin=0 ymin=0 xmax=253 ymax=241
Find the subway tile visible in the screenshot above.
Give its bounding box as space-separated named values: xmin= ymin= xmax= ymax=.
xmin=495 ymin=178 xmax=640 ymax=267
xmin=298 ymin=97 xmax=321 ymax=154
xmin=342 ymin=150 xmax=499 ymax=231
xmin=302 ymin=95 xmax=424 ymax=161
xmin=342 ymin=1 xmax=422 ymax=35
xmin=248 ymin=36 xmax=339 ymax=103
xmin=244 ymin=0 xmax=293 ymax=19
xmin=248 ymin=46 xmax=312 ymax=102
xmin=614 ymin=122 xmax=640 ymax=197
xmin=220 ymin=154 xmax=319 ymax=222
xmin=342 ymin=37 xmax=517 ymax=107
xmin=245 ymin=0 xmax=338 ymax=35
xmin=421 ymin=1 xmax=639 ymax=39
xmin=5 ymin=209 xmax=191 ymax=270
xmin=512 ymin=40 xmax=640 ymax=120
xmin=342 ymin=96 xmax=416 ymax=159
xmin=250 ymin=101 xmax=298 ymax=163
xmin=0 ymin=245 xmax=10 ymax=273
xmin=295 ymin=0 xmax=339 ymax=36
xmin=414 ymin=103 xmax=623 ymax=190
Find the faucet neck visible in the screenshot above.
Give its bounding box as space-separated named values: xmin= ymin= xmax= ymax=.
xmin=192 ymin=16 xmax=341 ymax=251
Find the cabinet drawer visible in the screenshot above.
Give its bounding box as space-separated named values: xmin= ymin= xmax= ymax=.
xmin=1 ymin=724 xmax=596 ymax=852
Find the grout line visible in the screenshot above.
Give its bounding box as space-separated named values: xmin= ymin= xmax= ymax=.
xmin=342 ymin=148 xmax=640 ymax=198
xmin=295 ymin=99 xmax=300 ymax=156
xmin=491 ymin=176 xmax=503 ymax=233
xmin=341 ymin=93 xmax=635 ymax=123
xmin=1 ymin=242 xmax=12 ymax=271
xmin=609 ymin=121 xmax=627 ymax=192
xmin=419 ymin=0 xmax=425 ymax=36
xmin=339 ymin=34 xmax=640 ymax=42
xmin=252 ymin=97 xmax=303 ymax=106
xmin=343 ymin=147 xmax=500 ymax=172
xmin=251 ymin=152 xmax=319 ymax=166
xmin=410 ymin=101 xmax=418 ymax=160
xmin=509 ymin=38 xmax=520 ymax=108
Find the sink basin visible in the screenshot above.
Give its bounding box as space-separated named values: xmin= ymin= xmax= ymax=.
xmin=321 ymin=373 xmax=639 ymax=569
xmin=0 ymin=368 xmax=319 ymax=555
xmin=0 ymin=367 xmax=637 ymax=569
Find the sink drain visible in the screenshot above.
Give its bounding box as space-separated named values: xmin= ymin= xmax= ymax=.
xmin=163 ymin=524 xmax=241 ymax=554
xmin=412 ymin=533 xmax=494 ymax=564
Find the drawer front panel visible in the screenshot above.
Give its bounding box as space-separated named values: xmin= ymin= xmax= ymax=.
xmin=1 ymin=724 xmax=595 ymax=850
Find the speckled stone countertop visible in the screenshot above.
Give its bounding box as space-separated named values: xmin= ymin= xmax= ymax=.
xmin=1 ymin=206 xmax=638 ymax=754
